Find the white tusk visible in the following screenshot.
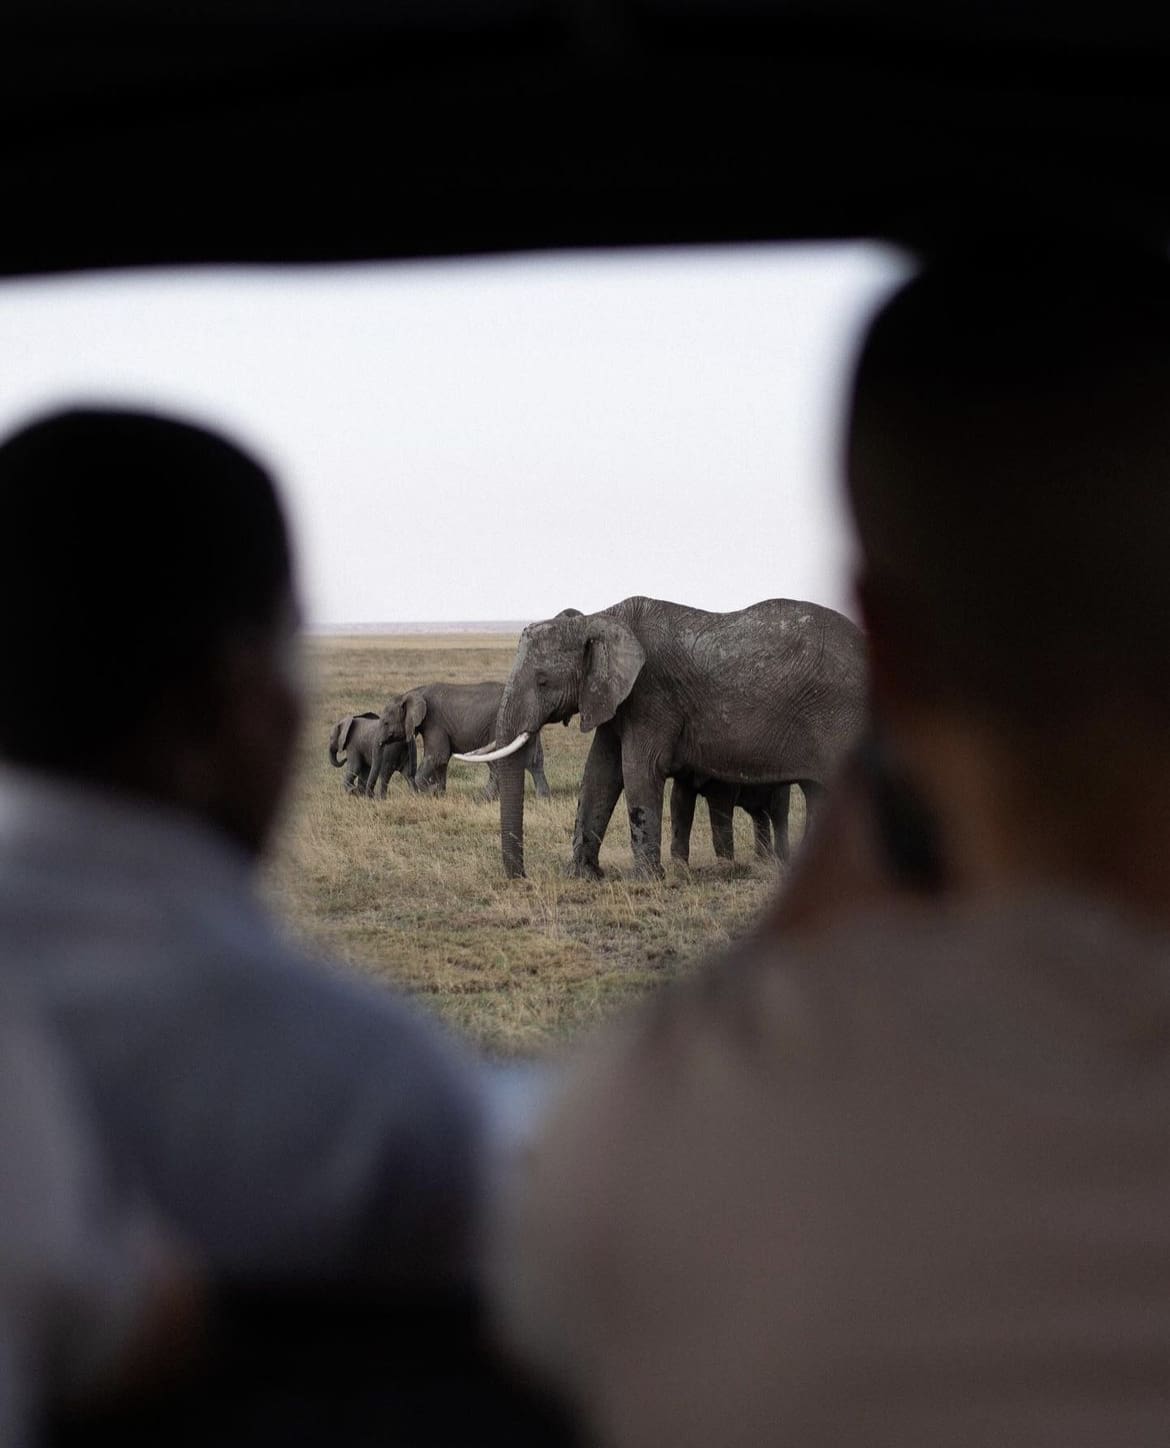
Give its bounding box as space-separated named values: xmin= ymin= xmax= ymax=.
xmin=460 ymin=739 xmax=498 ymax=757
xmin=452 ymin=732 xmax=530 ymax=764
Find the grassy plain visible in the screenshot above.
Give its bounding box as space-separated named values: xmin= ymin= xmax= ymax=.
xmin=264 ymin=634 xmax=800 ymax=1057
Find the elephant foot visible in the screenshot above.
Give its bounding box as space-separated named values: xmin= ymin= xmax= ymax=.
xmin=566 ymin=857 xmax=604 ymax=881
xmin=631 ymin=856 xmax=666 ymax=881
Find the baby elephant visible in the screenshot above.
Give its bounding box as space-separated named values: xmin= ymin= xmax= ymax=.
xmin=329 ymin=712 xmax=417 ymax=797
xmin=670 ymin=774 xmax=798 ymax=865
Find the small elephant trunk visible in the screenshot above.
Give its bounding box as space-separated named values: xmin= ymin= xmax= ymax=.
xmin=329 ymin=742 xmax=344 ymax=767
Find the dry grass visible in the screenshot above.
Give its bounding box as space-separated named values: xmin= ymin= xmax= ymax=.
xmin=263 ymin=634 xmax=801 ymax=1057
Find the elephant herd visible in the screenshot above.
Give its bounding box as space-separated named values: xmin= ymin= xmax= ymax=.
xmin=329 ymin=595 xmax=867 ymax=880
xmin=329 ymin=684 xmax=550 ymax=802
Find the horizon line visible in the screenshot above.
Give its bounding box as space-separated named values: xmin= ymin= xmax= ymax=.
xmin=308 ymin=619 xmax=530 ymax=635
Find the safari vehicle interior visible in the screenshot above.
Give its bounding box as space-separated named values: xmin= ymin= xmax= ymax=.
xmin=9 ymin=3 xmax=1169 ymax=1445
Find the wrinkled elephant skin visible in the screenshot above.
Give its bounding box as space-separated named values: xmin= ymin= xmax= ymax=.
xmin=484 ymin=596 xmax=866 ymax=879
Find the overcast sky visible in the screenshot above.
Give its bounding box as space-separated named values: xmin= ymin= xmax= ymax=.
xmin=0 ymin=243 xmax=907 ymax=626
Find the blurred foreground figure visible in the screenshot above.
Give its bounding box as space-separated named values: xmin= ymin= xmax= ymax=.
xmin=493 ymin=254 xmax=1170 ymax=1446
xmin=0 ymin=409 xmax=482 ymax=1288
xmin=0 ymin=1010 xmax=197 ymax=1448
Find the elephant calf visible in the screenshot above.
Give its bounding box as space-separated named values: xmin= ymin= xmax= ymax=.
xmin=670 ymin=775 xmax=798 ymax=865
xmin=329 ymin=712 xmax=417 ymax=797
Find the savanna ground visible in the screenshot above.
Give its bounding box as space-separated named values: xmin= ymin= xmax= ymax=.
xmin=264 ymin=634 xmax=803 ymax=1057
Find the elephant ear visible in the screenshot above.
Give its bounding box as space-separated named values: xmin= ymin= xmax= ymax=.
xmin=404 ymin=692 xmax=428 ymax=736
xmin=580 ymin=618 xmax=646 ymax=732
xmin=338 ymin=715 xmax=356 ymax=750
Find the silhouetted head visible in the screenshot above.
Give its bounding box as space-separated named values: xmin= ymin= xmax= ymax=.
xmin=847 ymin=247 xmax=1170 ymax=902
xmin=850 ymin=247 xmax=1170 ymax=722
xmin=0 ymin=406 xmax=302 ymax=856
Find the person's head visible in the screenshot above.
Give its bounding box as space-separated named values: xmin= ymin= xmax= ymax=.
xmin=847 ymin=247 xmax=1170 ymax=904
xmin=0 ymin=406 xmax=302 ymax=856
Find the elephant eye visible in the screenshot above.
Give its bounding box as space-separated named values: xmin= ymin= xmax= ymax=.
xmin=535 ymin=671 xmax=550 ymax=689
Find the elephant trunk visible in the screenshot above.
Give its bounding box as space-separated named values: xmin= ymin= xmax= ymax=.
xmin=498 ymin=754 xmax=527 ymax=879
xmin=329 ymin=742 xmax=344 ymax=767
xmin=363 ymin=744 xmax=380 ymax=796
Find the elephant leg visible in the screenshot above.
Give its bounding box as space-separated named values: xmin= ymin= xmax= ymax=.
xmin=706 ymin=783 xmax=737 ymax=861
xmin=344 ymin=762 xmax=362 ymax=794
xmin=770 ymin=783 xmax=793 ymax=862
xmin=377 ymin=754 xmax=394 ymax=799
xmin=430 ymin=731 xmax=451 ymax=797
xmin=621 ymin=737 xmax=666 ymax=879
xmin=669 ymin=777 xmax=697 ymax=864
xmin=416 ymin=729 xmax=451 ymax=796
xmin=747 ymin=806 xmax=774 ymax=859
xmin=570 ymin=724 xmax=624 ymax=878
xmin=481 ymin=763 xmax=500 ymax=804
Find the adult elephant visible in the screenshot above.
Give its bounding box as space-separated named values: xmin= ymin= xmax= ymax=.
xmin=670 ymin=775 xmax=795 ymax=865
xmin=373 ymin=682 xmax=551 ymax=800
xmin=455 ymin=596 xmax=866 ymax=879
xmin=328 ymin=713 xmax=417 ymax=797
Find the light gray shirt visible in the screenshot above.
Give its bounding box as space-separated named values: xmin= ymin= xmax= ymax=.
xmin=0 ymin=768 xmax=485 ymax=1288
xmin=0 ymin=1011 xmax=160 ymax=1448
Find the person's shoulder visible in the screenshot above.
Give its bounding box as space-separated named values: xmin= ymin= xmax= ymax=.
xmin=642 ymin=891 xmax=1170 ymax=1088
xmin=209 ymin=923 xmax=475 ymax=1071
